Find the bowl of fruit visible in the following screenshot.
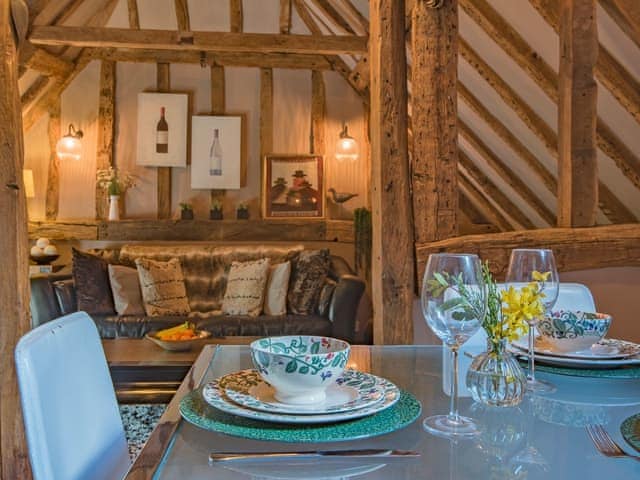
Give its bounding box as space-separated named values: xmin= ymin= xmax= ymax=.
xmin=145 ymin=322 xmax=211 ymax=351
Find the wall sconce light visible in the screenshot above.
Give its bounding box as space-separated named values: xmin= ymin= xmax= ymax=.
xmin=23 ymin=169 xmax=35 ymax=198
xmin=56 ymin=124 xmax=83 ymax=160
xmin=335 ymin=123 xmax=358 ymax=162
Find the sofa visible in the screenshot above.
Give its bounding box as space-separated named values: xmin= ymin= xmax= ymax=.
xmin=30 ymin=244 xmax=370 ymax=344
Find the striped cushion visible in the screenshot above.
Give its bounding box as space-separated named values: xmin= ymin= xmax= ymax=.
xmin=135 ymin=257 xmax=190 ymax=316
xmin=221 ymin=258 xmax=271 ymax=317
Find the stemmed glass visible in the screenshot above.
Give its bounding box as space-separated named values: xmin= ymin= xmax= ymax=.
xmin=421 ymin=253 xmax=486 ymax=438
xmin=505 ymin=249 xmax=559 ymax=393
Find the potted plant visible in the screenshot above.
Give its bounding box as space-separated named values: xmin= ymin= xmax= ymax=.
xmin=210 ymin=199 xmax=223 ymax=220
xmin=180 ymin=203 xmax=194 ymax=220
xmin=96 ymin=167 xmax=136 ymax=221
xmin=236 ymin=203 xmax=249 ymax=220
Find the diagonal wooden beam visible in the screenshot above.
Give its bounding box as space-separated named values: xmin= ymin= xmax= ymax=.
xmin=459 ymin=150 xmax=535 ymax=229
xmin=127 ymin=0 xmax=140 ymax=29
xmin=339 ymin=0 xmax=369 ymax=34
xmin=458 ymin=172 xmax=513 ymax=231
xmin=309 ymin=0 xmax=355 ymax=34
xmin=599 ymin=0 xmax=640 ymax=50
xmin=29 ymin=26 xmax=369 ymax=55
xmin=19 ymin=41 xmax=74 ymax=76
xmin=174 ymin=0 xmax=190 ymax=31
xmin=458 ymin=118 xmax=557 ymax=225
xmin=20 ymin=74 xmax=49 ymax=108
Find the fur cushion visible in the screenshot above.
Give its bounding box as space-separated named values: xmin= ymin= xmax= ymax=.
xmin=287 ymin=249 xmax=330 ymax=315
xmin=71 ymin=248 xmax=116 ymax=315
xmin=135 ymin=258 xmax=190 ymax=316
xmin=222 ymin=258 xmax=271 ymax=317
xmin=263 ymin=262 xmax=291 ymax=316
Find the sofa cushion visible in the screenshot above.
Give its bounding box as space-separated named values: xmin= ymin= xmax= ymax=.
xmin=108 ymin=265 xmax=145 ymax=316
xmin=135 ymin=258 xmax=190 ymax=316
xmin=287 ymin=249 xmax=330 ymax=315
xmin=72 ymin=248 xmax=116 ymax=315
xmin=317 ymin=278 xmax=337 ymax=318
xmin=120 ymin=244 xmax=303 ymax=313
xmin=52 ymin=279 xmax=77 ymax=315
xmin=221 ymin=258 xmax=271 ymax=317
xmin=263 ymin=261 xmax=291 ymax=316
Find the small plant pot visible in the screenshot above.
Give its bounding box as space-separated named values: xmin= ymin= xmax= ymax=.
xmin=210 ymin=209 xmax=223 ymax=220
xmin=236 ymin=210 xmax=249 ymax=220
xmin=181 ymin=210 xmax=194 ymax=220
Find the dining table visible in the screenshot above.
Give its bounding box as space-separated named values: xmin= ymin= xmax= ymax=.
xmin=124 ymin=344 xmax=640 ymax=479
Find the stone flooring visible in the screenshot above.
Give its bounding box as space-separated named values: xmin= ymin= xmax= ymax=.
xmin=119 ymin=404 xmax=167 ymax=461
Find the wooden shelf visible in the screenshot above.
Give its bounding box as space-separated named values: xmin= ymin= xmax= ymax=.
xmin=28 ymin=219 xmax=354 ymax=243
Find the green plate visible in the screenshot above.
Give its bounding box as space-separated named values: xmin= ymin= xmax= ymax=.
xmin=180 ymin=388 xmax=421 ymax=442
xmin=519 ymin=362 xmax=640 ymax=379
xmin=620 ymin=413 xmax=640 ymax=452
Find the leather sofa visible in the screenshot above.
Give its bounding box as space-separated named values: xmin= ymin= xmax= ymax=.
xmin=30 ymin=244 xmax=370 ymax=344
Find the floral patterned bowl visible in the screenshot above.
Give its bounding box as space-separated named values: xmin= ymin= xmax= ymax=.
xmin=538 ymin=311 xmax=612 ymax=353
xmin=250 ymin=336 xmax=350 ymax=405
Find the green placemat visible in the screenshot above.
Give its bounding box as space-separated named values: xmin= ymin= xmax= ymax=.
xmin=621 ymin=413 xmax=640 ymax=452
xmin=180 ymin=388 xmax=422 ymax=442
xmin=518 ymin=361 xmax=640 ymax=379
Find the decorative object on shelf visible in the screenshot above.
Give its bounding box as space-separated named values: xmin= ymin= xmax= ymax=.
xmin=180 ymin=203 xmax=194 ymax=220
xmin=236 ymin=203 xmax=249 ymax=220
xmin=97 ymin=167 xmax=136 ymax=221
xmin=191 ymin=115 xmax=246 ymax=189
xmin=136 ymin=92 xmax=188 ymax=167
xmin=29 ymin=237 xmax=60 ymax=265
xmin=210 ymin=199 xmax=223 ymax=220
xmin=465 ymin=263 xmax=532 ymax=407
xmin=23 ymin=169 xmax=35 ymax=198
xmin=354 ymin=207 xmax=371 ymax=277
xmin=56 ymin=123 xmax=83 ymax=161
xmin=262 ymin=154 xmax=324 ymax=219
xmin=335 ymin=123 xmax=358 ymax=162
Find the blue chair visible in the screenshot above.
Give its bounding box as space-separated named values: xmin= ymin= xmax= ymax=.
xmin=15 ymin=312 xmax=130 ymax=480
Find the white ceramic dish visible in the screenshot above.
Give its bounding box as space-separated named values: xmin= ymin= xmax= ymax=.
xmin=511 ymin=338 xmax=640 ymax=360
xmin=508 ymin=343 xmax=640 ymax=369
xmin=222 ymin=369 xmax=386 ymax=415
xmin=202 ymin=371 xmax=400 ymax=424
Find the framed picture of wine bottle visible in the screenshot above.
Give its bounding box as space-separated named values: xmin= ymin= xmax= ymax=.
xmin=136 ymin=93 xmax=188 ymax=167
xmin=190 ymin=115 xmax=245 ymax=189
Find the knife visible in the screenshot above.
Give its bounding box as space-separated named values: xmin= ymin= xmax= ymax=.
xmin=209 ymin=449 xmax=420 ymax=463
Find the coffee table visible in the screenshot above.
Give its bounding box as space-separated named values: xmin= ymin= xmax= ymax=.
xmin=103 ymin=337 xmax=260 ymax=403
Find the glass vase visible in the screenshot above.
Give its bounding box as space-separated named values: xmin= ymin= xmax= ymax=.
xmin=466 ymin=339 xmax=526 ymax=407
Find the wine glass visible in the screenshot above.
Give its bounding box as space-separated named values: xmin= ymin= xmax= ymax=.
xmin=421 ymin=253 xmax=486 ymax=438
xmin=505 ymin=249 xmax=559 ymax=393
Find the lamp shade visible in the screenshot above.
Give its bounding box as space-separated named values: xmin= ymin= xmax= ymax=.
xmin=23 ymin=169 xmax=35 ymax=198
xmin=56 ymin=124 xmax=83 ymax=161
xmin=335 ymin=124 xmax=358 ymax=162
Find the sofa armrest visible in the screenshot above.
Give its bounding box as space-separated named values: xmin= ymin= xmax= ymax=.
xmin=328 ymin=274 xmax=366 ymax=344
xmin=29 ymin=273 xmax=72 ymax=328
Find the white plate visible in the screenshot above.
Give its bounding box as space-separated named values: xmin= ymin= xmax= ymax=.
xmin=202 ymin=371 xmax=401 ymax=424
xmin=222 ymin=369 xmax=386 ymax=415
xmin=511 ymin=337 xmax=640 ymax=360
xmin=508 ymin=345 xmax=640 ymax=369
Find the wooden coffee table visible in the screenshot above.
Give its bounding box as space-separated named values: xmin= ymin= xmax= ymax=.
xmin=103 ymin=336 xmax=260 ymax=403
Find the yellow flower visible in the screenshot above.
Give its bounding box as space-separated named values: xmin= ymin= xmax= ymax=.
xmin=532 ymin=270 xmax=551 ymax=282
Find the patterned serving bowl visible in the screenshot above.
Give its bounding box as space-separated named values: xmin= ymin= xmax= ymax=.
xmin=250 ymin=335 xmax=350 ymax=405
xmin=538 ymin=311 xmax=612 ymax=353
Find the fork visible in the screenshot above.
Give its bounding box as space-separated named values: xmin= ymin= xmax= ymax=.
xmin=586 ymin=424 xmax=640 ymax=462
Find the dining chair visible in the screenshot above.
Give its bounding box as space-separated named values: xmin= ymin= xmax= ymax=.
xmin=15 ymin=312 xmax=130 ymax=480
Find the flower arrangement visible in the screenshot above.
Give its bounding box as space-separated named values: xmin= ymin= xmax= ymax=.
xmin=96 ymin=167 xmax=136 ymax=196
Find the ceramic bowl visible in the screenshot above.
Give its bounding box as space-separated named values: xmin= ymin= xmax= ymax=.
xmin=29 ymin=253 xmax=60 ymax=265
xmin=538 ymin=311 xmax=612 ymax=353
xmin=250 ymin=335 xmax=350 ymax=405
xmin=145 ymin=330 xmax=211 ymax=351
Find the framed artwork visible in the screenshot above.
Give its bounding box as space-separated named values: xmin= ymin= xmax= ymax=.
xmin=262 ymin=154 xmax=324 ymax=219
xmin=136 ymin=92 xmax=188 ymax=167
xmin=191 ymin=115 xmax=245 ymax=189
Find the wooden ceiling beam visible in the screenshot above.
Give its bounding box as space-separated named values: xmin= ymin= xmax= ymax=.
xmin=127 ymin=0 xmax=140 ymax=29
xmin=280 ymin=0 xmax=292 ymax=34
xmin=174 ymin=0 xmax=190 ymax=31
xmin=458 ymin=172 xmax=513 ymax=232
xmin=230 ymin=0 xmax=243 ymax=33
xmin=309 ymin=0 xmax=355 ymax=34
xmin=29 ymin=26 xmax=369 ymax=55
xmin=599 ymin=0 xmax=640 ymax=50
xmin=339 ymin=0 xmax=369 ymax=34
xmin=19 ymin=41 xmax=73 ymax=76
xmin=20 ymin=74 xmax=49 ymax=107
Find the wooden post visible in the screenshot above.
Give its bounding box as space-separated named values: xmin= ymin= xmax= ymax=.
xmin=411 ymin=0 xmax=458 ymax=242
xmin=156 ymin=63 xmax=172 ymax=219
xmin=558 ymin=0 xmax=598 ymax=227
xmin=96 ymin=60 xmax=115 ymax=220
xmin=230 ymin=0 xmax=243 ymax=33
xmin=210 ymin=65 xmax=226 ymax=209
xmin=127 ymin=0 xmax=140 ymax=29
xmin=0 ymin=1 xmax=32 ymax=477
xmin=369 ymin=0 xmax=414 ymax=345
xmin=311 ymin=70 xmax=325 ymax=155
xmin=45 ymin=99 xmax=60 ymax=220
xmin=260 ymin=68 xmax=274 ymax=159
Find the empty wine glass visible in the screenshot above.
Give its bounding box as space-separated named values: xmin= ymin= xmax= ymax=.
xmin=505 ymin=249 xmax=559 ymax=393
xmin=421 ymin=253 xmax=486 ymax=438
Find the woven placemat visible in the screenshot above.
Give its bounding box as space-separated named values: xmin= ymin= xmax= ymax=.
xmin=180 ymin=388 xmax=421 ymax=442
xmin=621 ymin=413 xmax=640 ymax=453
xmin=519 ymin=361 xmax=640 ymax=379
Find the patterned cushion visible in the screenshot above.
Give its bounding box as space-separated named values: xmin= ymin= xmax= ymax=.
xmin=287 ymin=249 xmax=331 ymax=315
xmin=221 ymin=258 xmax=271 ymax=317
xmin=71 ymin=248 xmax=116 ymax=315
xmin=108 ymin=265 xmax=145 ymax=316
xmin=135 ymin=258 xmax=190 ymax=316
xmin=263 ymin=262 xmax=291 ymax=316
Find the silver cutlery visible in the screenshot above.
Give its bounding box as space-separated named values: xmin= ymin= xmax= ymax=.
xmin=209 ymin=449 xmax=420 ymax=463
xmin=586 ymin=424 xmax=640 ymax=462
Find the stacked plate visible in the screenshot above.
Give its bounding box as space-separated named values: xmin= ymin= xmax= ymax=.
xmin=201 ymin=369 xmax=402 ymax=424
xmin=510 ymin=337 xmax=640 ymax=369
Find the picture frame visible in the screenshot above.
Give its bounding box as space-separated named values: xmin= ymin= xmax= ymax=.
xmin=262 ymin=154 xmax=324 ymax=219
xmin=190 ymin=114 xmax=246 ymax=189
xmin=136 ymin=92 xmax=188 ymax=167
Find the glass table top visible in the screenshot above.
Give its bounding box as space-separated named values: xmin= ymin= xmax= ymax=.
xmin=150 ymin=345 xmax=640 ymax=479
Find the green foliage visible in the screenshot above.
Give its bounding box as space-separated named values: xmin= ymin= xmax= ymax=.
xmin=179 ymin=202 xmax=193 ymax=211
xmin=354 ymin=207 xmax=371 ymax=277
